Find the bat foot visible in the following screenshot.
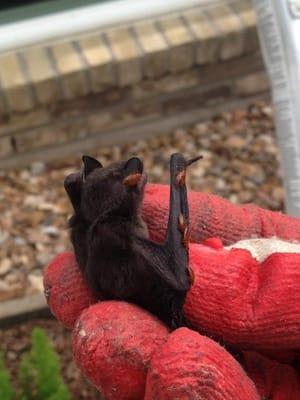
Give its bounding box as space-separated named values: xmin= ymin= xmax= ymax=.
xmin=178 ymin=214 xmax=185 ymax=232
xmin=178 ymin=214 xmax=189 ymax=249
xmin=183 ymin=229 xmax=189 ymax=249
xmin=188 ymin=266 xmax=195 ymax=285
xmin=176 ymin=170 xmax=186 ymax=186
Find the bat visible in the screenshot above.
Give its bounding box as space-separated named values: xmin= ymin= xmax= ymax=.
xmin=64 ymin=153 xmax=201 ymax=329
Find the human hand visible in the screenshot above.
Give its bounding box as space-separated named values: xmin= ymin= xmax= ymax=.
xmin=43 ymin=253 xmax=260 ymax=399
xmin=43 ymin=184 xmax=300 ymax=399
xmin=143 ymin=183 xmax=300 ymax=244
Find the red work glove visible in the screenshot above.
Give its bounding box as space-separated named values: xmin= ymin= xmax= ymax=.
xmin=143 ymin=184 xmax=300 ymax=244
xmin=44 ymin=184 xmax=300 ymax=399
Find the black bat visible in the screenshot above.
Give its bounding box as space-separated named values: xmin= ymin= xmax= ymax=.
xmin=64 ymin=153 xmax=201 ymax=329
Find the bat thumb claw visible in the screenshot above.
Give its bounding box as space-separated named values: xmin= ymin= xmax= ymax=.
xmin=186 ymin=155 xmax=203 ymax=167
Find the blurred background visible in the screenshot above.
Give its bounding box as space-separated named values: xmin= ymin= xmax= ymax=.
xmin=0 ymin=0 xmax=284 ymax=398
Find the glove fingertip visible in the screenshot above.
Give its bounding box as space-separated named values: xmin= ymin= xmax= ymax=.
xmin=43 ymin=252 xmax=96 ymax=328
xmin=145 ymin=328 xmax=260 ymax=400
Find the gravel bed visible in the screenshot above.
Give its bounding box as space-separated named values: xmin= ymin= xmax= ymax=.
xmin=0 ymin=99 xmax=284 ymax=302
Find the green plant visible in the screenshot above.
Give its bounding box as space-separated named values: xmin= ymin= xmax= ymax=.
xmin=0 ymin=328 xmax=71 ymax=400
xmin=0 ymin=352 xmax=16 ymax=400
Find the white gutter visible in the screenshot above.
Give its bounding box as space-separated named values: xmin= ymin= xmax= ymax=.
xmin=0 ymin=0 xmax=219 ymax=53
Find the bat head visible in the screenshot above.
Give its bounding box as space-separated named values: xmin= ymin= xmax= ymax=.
xmin=76 ymin=155 xmax=147 ymax=223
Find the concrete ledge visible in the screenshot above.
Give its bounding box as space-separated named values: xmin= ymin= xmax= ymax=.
xmin=0 ymin=292 xmax=51 ymax=328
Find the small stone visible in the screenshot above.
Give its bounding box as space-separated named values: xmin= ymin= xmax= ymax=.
xmin=0 ymin=259 xmax=12 ymax=275
xmin=41 ymin=226 xmax=59 ymax=237
xmin=55 ymin=244 xmax=67 ymax=254
xmin=20 ymin=169 xmax=30 ymax=180
xmin=251 ymin=170 xmax=266 ymax=185
xmin=111 ymin=146 xmax=121 ymax=161
xmin=243 ymin=180 xmax=256 ymax=190
xmin=19 ymin=255 xmax=29 ymax=264
xmin=14 ymin=237 xmax=26 ymax=246
xmin=215 ymin=120 xmax=227 ymax=130
xmin=37 ymin=202 xmax=63 ymax=213
xmin=262 ymin=106 xmax=273 ymax=118
xmin=5 ymin=273 xmax=21 ymax=284
xmin=0 ymin=280 xmax=9 ymax=291
xmin=225 ymin=136 xmax=247 ymax=149
xmin=229 ymin=194 xmax=239 ymax=204
xmin=198 ymin=138 xmax=211 ymax=148
xmin=215 ymin=178 xmax=226 ymax=191
xmin=200 ymin=150 xmax=213 ymax=160
xmin=28 ymin=274 xmax=44 ymax=292
xmin=238 ymin=190 xmax=253 ymax=203
xmin=220 ymin=111 xmax=233 ymax=123
xmin=193 ymin=122 xmax=209 ymax=136
xmin=0 ymin=229 xmax=9 ymax=244
xmin=185 ymin=142 xmax=195 ymax=153
xmin=37 ymin=253 xmax=52 ymax=266
xmin=151 ymin=165 xmax=164 ymax=180
xmin=173 ymin=128 xmax=186 ymax=141
xmin=24 ymin=194 xmax=43 ymax=208
xmin=232 ymin=109 xmax=248 ymax=121
xmin=190 ymin=164 xmax=206 ymax=179
xmin=35 ymin=243 xmax=45 ymax=252
xmin=231 ymin=181 xmax=242 ymax=193
xmin=272 ymin=187 xmax=284 ymax=202
xmin=31 ymin=161 xmax=46 ymax=175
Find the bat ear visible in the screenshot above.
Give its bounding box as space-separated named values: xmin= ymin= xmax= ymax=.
xmin=123 ymin=157 xmax=143 ymax=176
xmin=82 ymin=155 xmax=103 ymax=180
xmin=122 ymin=157 xmax=144 ymax=187
xmin=64 ymin=172 xmax=82 ymax=211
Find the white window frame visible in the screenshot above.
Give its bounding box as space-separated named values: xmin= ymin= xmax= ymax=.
xmin=0 ymin=0 xmax=220 ymax=53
